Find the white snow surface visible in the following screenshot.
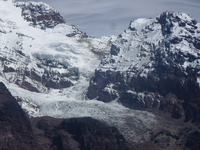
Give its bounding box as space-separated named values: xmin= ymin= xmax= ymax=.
xmin=0 ymin=0 xmax=157 ymax=143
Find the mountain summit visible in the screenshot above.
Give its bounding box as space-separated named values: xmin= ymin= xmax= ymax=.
xmin=88 ymin=11 xmax=200 ymax=122
xmin=15 ymin=1 xmax=66 ymax=29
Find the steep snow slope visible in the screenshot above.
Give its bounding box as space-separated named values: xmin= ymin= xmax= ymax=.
xmin=0 ymin=0 xmax=157 ymax=143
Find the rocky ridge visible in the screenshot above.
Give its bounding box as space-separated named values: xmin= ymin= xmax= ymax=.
xmin=87 ymin=11 xmax=200 ymax=123
xmin=15 ymin=2 xmax=66 ymax=29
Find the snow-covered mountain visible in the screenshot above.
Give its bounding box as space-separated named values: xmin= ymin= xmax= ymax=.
xmin=0 ymin=0 xmax=114 ymax=101
xmin=88 ymin=11 xmax=200 ymax=122
xmin=1 ymin=0 xmax=200 ymax=147
xmin=0 ymin=0 xmax=157 ymax=144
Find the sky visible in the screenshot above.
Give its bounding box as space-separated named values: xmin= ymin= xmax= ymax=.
xmin=15 ymin=0 xmax=200 ymax=37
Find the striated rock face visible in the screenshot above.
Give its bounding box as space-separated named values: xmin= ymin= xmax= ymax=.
xmin=87 ymin=11 xmax=200 ymax=123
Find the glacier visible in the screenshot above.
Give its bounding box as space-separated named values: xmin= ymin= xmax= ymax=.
xmin=0 ymin=0 xmax=159 ymax=143
xmin=2 ymin=0 xmax=200 ymax=145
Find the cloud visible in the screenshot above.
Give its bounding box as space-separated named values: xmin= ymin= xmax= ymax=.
xmin=15 ymin=0 xmax=200 ymax=37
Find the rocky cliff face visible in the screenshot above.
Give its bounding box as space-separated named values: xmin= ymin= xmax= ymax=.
xmin=15 ymin=1 xmax=89 ymax=38
xmin=15 ymin=2 xmax=65 ymax=29
xmin=87 ymin=11 xmax=200 ymax=123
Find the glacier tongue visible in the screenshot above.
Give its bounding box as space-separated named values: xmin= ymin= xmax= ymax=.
xmin=2 ymin=76 xmax=157 ymax=143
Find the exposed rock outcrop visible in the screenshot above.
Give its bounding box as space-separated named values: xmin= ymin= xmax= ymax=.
xmin=15 ymin=2 xmax=65 ymax=29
